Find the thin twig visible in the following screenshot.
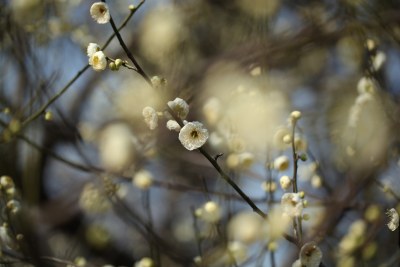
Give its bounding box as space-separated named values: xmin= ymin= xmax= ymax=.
xmin=21 ymin=2 xmax=145 ymax=128
xmin=102 ymin=0 xmax=152 ymax=86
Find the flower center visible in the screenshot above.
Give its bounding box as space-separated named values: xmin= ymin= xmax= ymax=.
xmin=190 ymin=130 xmax=198 ymax=138
xmin=93 ymin=55 xmax=99 ymax=64
xmin=99 ymin=6 xmax=106 ymax=14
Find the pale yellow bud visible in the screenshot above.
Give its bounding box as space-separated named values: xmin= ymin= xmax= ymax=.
xmin=44 ymin=111 xmax=53 ymax=121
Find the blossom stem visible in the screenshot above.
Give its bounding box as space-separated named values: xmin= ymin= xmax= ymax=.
xmin=290 ymin=120 xmax=303 ymax=243
xmin=21 ymin=4 xmax=143 ymax=128
xmin=102 ymin=0 xmax=152 ymax=87
xmin=165 ymin=106 xmax=267 ymax=218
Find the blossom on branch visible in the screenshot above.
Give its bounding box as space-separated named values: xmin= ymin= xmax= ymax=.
xmin=89 ymin=51 xmax=107 ymax=71
xmin=178 ymin=121 xmax=209 ymax=150
xmin=90 ymin=2 xmax=110 ymax=24
xmin=87 ymin=43 xmax=101 ymax=57
xmin=142 ymin=106 xmax=158 ymax=130
xmin=386 ymin=208 xmax=399 ymax=231
xmin=168 ymin=97 xmax=189 ymax=120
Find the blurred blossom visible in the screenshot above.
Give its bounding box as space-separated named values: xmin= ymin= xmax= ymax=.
xmin=274 ymin=155 xmax=290 ymax=171
xmin=97 ymin=123 xmax=137 ymax=172
xmin=298 ymin=162 xmax=318 ymax=181
xmin=386 ymin=208 xmax=399 ymax=231
xmin=281 ymin=193 xmax=303 ymax=217
xmin=330 ymin=86 xmax=391 ymax=171
xmin=142 ymin=106 xmax=158 ymax=130
xmin=139 ymin=7 xmax=186 ymax=65
xmin=294 ymin=134 xmax=308 ymax=152
xmin=357 ymin=77 xmax=377 ymax=94
xmin=10 ymin=0 xmax=43 ymax=25
xmin=85 ymin=224 xmax=110 ymax=249
xmin=338 ymin=220 xmax=367 ymax=255
xmin=202 ymin=62 xmax=288 ymax=152
xmin=132 ymin=169 xmax=153 ymax=190
xmin=172 ymin=217 xmax=195 ymax=242
xmin=272 ymin=126 xmax=291 ymax=150
xmin=116 ymin=79 xmax=161 ymax=123
xmin=372 ymin=51 xmax=386 ymax=71
xmin=262 ymin=207 xmax=291 ymax=241
xmin=227 ymin=211 xmax=264 ymax=244
xmin=261 ymin=181 xmax=277 ymax=193
xmin=202 ymin=97 xmax=222 ymax=126
xmin=336 ymin=36 xmax=363 ymax=72
xmin=235 ymin=0 xmax=280 ymax=17
xmin=196 ymin=201 xmax=222 ymax=223
xmin=134 ymin=257 xmax=154 ymax=267
xmin=279 ymin=175 xmax=291 ymax=190
xmin=79 ymin=183 xmax=110 ymax=213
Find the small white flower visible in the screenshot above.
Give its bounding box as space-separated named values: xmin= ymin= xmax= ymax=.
xmin=237 ymin=152 xmax=255 ymax=169
xmin=227 ymin=241 xmax=248 ymax=263
xmin=294 ymin=135 xmax=308 ymax=152
xmin=357 ymin=77 xmax=376 ymax=94
xmin=198 ymin=201 xmax=221 ymax=223
xmin=274 ymin=155 xmax=290 ymax=171
xmin=292 ymin=259 xmax=302 ymax=267
xmin=89 ymin=51 xmax=107 ymax=71
xmin=134 ymin=257 xmax=154 ymax=267
xmin=90 ymin=2 xmax=110 ymax=24
xmin=372 ymin=51 xmax=386 ymax=71
xmin=142 ymin=107 xmax=158 ymax=130
xmin=299 ymin=242 xmax=322 ymax=267
xmin=166 ymin=120 xmax=181 ymax=132
xmin=168 ymin=97 xmax=189 ymax=120
xmin=386 ymin=208 xmax=399 ymax=231
xmin=272 ymin=127 xmax=291 ymax=150
xmin=133 ymin=170 xmax=153 ymax=190
xmin=87 ymin=43 xmax=100 ymax=57
xmin=279 ymin=175 xmax=291 ymax=190
xmin=178 ymin=121 xmax=208 ymax=150
xmin=202 ymin=97 xmax=221 ymax=125
xmin=151 ymin=76 xmax=167 ymax=89
xmin=261 ymin=181 xmax=277 ymax=193
xmin=290 ymin=110 xmax=302 ymax=121
xmin=281 ymin=193 xmax=303 ymax=217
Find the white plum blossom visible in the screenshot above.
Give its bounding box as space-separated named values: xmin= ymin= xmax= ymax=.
xmin=281 ymin=193 xmax=303 ymax=217
xmin=87 ymin=43 xmax=100 ymax=57
xmin=89 ymin=51 xmax=107 ymax=71
xmin=386 ymin=208 xmax=399 ymax=231
xmin=178 ymin=121 xmax=208 ymax=150
xmin=168 ymin=97 xmax=189 ymax=120
xmin=279 ymin=175 xmax=291 ymax=190
xmin=274 ymin=155 xmax=290 ymax=171
xmin=299 ymin=242 xmax=323 ymax=267
xmin=166 ymin=119 xmax=181 ymax=132
xmin=372 ymin=51 xmax=386 ymax=71
xmin=134 ymin=257 xmax=154 ymax=267
xmin=142 ymin=106 xmax=158 ymax=130
xmin=196 ymin=201 xmax=221 ymax=223
xmin=90 ymin=2 xmax=110 ymax=24
xmin=133 ymin=170 xmax=153 ymax=190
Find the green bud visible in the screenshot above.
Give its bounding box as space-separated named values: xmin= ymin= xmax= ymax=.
xmin=299 ymin=153 xmax=308 ymax=161
xmin=115 ymin=59 xmax=123 ymax=68
xmin=109 ymin=62 xmax=118 ymax=71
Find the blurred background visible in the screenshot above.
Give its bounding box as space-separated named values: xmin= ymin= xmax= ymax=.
xmin=0 ymin=0 xmax=400 ymax=266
